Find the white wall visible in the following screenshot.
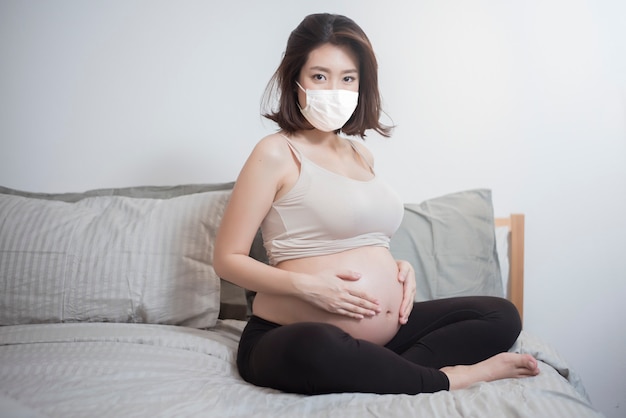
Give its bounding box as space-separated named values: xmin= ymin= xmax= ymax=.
xmin=1 ymin=1 xmax=624 ymax=416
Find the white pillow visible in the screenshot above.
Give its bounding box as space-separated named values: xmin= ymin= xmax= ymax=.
xmin=0 ymin=190 xmax=230 ymax=328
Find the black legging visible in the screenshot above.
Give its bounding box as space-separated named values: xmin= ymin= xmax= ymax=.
xmin=237 ymin=296 xmax=522 ymax=395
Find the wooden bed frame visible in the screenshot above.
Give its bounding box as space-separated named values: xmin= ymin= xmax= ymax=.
xmin=494 ymin=214 xmax=525 ymax=321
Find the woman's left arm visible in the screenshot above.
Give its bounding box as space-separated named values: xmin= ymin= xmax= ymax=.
xmin=396 ymin=260 xmax=416 ymax=324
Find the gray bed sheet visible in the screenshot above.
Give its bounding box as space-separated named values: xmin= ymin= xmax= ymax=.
xmin=0 ymin=321 xmax=603 ymax=418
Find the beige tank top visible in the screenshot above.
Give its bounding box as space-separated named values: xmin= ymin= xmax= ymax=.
xmin=260 ymin=136 xmax=404 ymax=265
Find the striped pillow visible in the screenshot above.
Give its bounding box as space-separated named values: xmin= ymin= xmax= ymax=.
xmin=0 ymin=189 xmax=231 ymax=328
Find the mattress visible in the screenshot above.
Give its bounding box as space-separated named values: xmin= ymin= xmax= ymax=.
xmin=0 ymin=320 xmax=603 ymax=418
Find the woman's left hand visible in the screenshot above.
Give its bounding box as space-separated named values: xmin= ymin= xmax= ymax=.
xmin=396 ymin=260 xmax=416 ymax=324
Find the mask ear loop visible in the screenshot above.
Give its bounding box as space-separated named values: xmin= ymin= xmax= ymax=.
xmin=295 ymin=81 xmax=306 ymax=93
xmin=295 ymin=81 xmax=308 ymax=111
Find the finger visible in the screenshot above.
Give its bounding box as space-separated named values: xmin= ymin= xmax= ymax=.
xmin=336 ymin=301 xmax=378 ymax=319
xmin=343 ymin=294 xmax=381 ymax=316
xmin=399 ymin=295 xmax=414 ymax=324
xmin=397 ymin=266 xmax=408 ymax=282
xmin=403 ymin=301 xmax=412 ymax=318
xmin=399 ymin=301 xmax=409 ymax=323
xmin=336 ymin=270 xmax=362 ymax=281
xmin=348 ymin=290 xmax=380 ymax=308
xmin=335 ymin=308 xmax=365 ymax=320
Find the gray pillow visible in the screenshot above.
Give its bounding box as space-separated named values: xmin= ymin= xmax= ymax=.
xmin=0 ymin=183 xmax=234 ymax=202
xmin=389 ymin=189 xmax=503 ymax=301
xmin=0 ymin=183 xmax=234 ymax=327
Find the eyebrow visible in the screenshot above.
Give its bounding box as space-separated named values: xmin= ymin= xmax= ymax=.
xmin=309 ymin=66 xmax=359 ymax=74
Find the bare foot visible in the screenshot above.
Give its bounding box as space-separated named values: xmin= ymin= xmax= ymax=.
xmin=441 ymin=353 xmax=540 ymax=390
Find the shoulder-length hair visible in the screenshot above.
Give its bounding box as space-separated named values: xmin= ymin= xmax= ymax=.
xmin=262 ymin=13 xmax=393 ymax=138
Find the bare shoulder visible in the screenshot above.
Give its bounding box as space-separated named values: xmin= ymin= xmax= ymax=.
xmin=250 ymin=133 xmax=292 ymax=163
xmin=253 ymin=133 xmax=289 ymax=157
xmin=238 ymin=132 xmax=296 ymax=187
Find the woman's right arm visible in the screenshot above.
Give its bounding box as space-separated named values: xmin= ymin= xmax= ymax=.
xmin=213 ymin=135 xmax=300 ymax=295
xmin=213 ymin=135 xmax=380 ymax=319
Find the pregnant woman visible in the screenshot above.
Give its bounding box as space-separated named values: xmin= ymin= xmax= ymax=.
xmin=213 ymin=13 xmax=539 ymax=395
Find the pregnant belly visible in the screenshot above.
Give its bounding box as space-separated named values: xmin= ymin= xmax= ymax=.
xmin=252 ymin=246 xmax=404 ymax=345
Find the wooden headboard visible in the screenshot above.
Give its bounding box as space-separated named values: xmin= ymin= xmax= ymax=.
xmin=494 ymin=214 xmax=525 ymax=321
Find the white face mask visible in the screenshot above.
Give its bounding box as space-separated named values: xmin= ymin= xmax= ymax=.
xmin=296 ymin=81 xmax=359 ymax=132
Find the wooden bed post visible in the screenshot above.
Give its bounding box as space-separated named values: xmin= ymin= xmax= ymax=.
xmin=508 ymin=214 xmax=525 ymax=322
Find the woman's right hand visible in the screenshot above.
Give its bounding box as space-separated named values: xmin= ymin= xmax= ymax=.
xmin=292 ymin=271 xmax=381 ymax=319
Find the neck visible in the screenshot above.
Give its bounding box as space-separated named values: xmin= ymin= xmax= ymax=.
xmin=298 ymin=129 xmax=341 ymax=146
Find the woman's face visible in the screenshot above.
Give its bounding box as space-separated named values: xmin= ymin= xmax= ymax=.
xmin=297 ymin=43 xmax=360 ymax=108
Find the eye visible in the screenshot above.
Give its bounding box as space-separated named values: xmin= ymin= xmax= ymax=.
xmin=313 ymin=74 xmax=326 ymax=81
xmin=343 ymin=76 xmax=356 ymax=83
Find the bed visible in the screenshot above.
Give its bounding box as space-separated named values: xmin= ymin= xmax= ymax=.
xmin=0 ymin=183 xmax=604 ymax=417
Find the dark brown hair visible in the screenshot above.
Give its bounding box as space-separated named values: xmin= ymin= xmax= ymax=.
xmin=262 ymin=13 xmax=392 ymax=138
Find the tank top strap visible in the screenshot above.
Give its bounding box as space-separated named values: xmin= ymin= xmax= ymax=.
xmin=279 ymin=133 xmax=302 ymax=163
xmin=346 ymin=139 xmax=375 ymax=175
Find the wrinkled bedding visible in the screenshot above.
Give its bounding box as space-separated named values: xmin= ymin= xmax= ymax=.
xmin=0 ymin=321 xmax=603 ymax=418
